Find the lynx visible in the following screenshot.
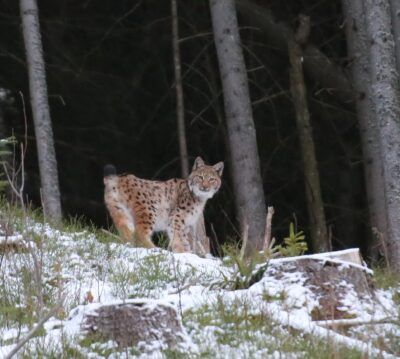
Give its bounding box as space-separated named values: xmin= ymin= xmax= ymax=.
xmin=104 ymin=157 xmax=223 ymax=253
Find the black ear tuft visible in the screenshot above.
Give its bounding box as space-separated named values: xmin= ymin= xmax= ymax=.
xmin=192 ymin=156 xmax=205 ymax=171
xmin=104 ymin=164 xmax=117 ymax=177
xmin=213 ymin=162 xmax=224 ymax=176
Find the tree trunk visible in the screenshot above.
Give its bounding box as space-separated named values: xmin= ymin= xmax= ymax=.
xmin=288 ymin=16 xmax=329 ymax=253
xmin=389 ymin=0 xmax=400 ymax=74
xmin=171 ymin=0 xmax=189 ymax=178
xmin=236 ymin=0 xmax=353 ymax=105
xmin=364 ymin=0 xmax=400 ymax=272
xmin=20 ymin=0 xmax=62 ymax=222
xmin=210 ymin=0 xmax=266 ymax=255
xmin=342 ymin=0 xmax=388 ymax=260
xmin=171 ymin=0 xmax=209 ymax=255
xmin=0 ymin=89 xmax=12 ymax=201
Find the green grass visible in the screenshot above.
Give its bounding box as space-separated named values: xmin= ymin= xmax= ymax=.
xmin=373 ymin=264 xmax=400 ymax=290
xmin=184 ymin=295 xmax=363 ymax=358
xmin=17 ymin=336 xmax=87 ymax=359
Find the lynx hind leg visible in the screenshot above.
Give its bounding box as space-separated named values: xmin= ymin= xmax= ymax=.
xmin=106 ymin=204 xmax=136 ymax=243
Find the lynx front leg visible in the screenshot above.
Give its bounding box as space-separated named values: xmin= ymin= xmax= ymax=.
xmin=133 ymin=225 xmax=156 ymax=248
xmin=168 ymin=214 xmax=191 ymax=253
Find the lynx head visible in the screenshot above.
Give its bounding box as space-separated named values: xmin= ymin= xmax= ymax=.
xmin=188 ymin=156 xmax=224 ymax=199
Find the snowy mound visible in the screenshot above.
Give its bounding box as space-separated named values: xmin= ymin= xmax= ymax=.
xmin=0 ymin=219 xmax=399 ymax=358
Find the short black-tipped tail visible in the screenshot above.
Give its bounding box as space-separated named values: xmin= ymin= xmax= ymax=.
xmin=104 ymin=164 xmax=117 ymax=177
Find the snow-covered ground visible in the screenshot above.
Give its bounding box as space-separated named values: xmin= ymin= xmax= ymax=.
xmin=0 ymin=218 xmax=399 ymax=358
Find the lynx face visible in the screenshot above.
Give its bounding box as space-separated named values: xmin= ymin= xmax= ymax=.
xmin=188 ymin=158 xmax=224 ymax=199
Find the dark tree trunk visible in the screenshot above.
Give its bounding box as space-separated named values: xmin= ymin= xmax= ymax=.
xmin=288 ymin=16 xmax=329 ymax=253
xmin=171 ymin=0 xmax=189 ymax=178
xmin=364 ymin=0 xmax=400 ymax=272
xmin=342 ymin=0 xmax=388 ymax=259
xmin=20 ymin=0 xmax=62 ymax=222
xmin=236 ymin=0 xmax=353 ymax=104
xmin=210 ymin=0 xmax=266 ymax=255
xmin=0 ymin=89 xmax=12 ymax=200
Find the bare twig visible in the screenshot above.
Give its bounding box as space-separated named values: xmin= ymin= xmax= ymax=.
xmin=240 ymin=223 xmax=249 ymax=260
xmin=170 ymin=252 xmax=183 ymax=319
xmin=5 ymin=301 xmax=63 ymax=359
xmin=169 ymin=280 xmax=197 ymax=295
xmin=263 ymin=206 xmax=275 ymax=251
xmin=314 ymin=317 xmax=397 ymax=329
xmin=2 ymin=142 xmax=27 ymax=211
xmin=101 ymin=228 xmax=121 ymax=241
xmin=372 ymin=227 xmax=389 ymax=268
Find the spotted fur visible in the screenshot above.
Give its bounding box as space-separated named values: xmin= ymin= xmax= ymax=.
xmin=104 ymin=157 xmax=223 ymax=252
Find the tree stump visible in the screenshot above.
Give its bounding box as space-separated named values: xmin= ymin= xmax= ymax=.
xmin=267 ymin=249 xmax=375 ymax=320
xmin=81 ymin=300 xmax=190 ymax=351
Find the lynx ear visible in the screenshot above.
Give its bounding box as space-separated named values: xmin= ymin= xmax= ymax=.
xmin=213 ymin=162 xmax=224 ymax=176
xmin=192 ymin=156 xmax=205 ymax=171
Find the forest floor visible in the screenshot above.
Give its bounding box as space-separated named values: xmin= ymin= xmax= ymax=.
xmin=0 ymin=205 xmax=399 ymax=358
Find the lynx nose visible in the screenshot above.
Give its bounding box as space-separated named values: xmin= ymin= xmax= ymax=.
xmin=200 ymin=185 xmax=208 ymax=191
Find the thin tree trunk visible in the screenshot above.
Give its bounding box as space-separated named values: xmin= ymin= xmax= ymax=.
xmin=236 ymin=0 xmax=353 ymax=105
xmin=389 ymin=0 xmax=400 ymax=74
xmin=342 ymin=0 xmax=388 ymax=259
xmin=364 ymin=0 xmax=400 ymax=272
xmin=20 ymin=0 xmax=62 ymax=222
xmin=0 ymin=89 xmax=12 ymax=200
xmin=210 ymin=0 xmax=266 ymax=255
xmin=171 ymin=0 xmax=209 ymax=255
xmin=171 ymin=0 xmax=189 ymax=178
xmin=288 ymin=15 xmax=329 ymax=253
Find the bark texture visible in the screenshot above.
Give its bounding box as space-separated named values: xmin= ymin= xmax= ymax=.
xmin=82 ymin=301 xmax=187 ymax=350
xmin=365 ymin=0 xmax=400 ymax=271
xmin=236 ymin=0 xmax=353 ymax=104
xmin=0 ymin=89 xmax=12 ymax=200
xmin=210 ymin=0 xmax=266 ymax=255
xmin=171 ymin=0 xmax=189 ymax=177
xmin=266 ymin=253 xmax=374 ymax=321
xmin=288 ymin=16 xmax=329 ymax=253
xmin=342 ymin=0 xmax=388 ymax=254
xmin=20 ymin=0 xmax=62 ymax=221
xmin=390 ymin=0 xmax=400 ymax=74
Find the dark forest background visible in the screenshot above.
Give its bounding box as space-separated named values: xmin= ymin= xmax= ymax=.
xmin=0 ymin=0 xmax=368 ymax=255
